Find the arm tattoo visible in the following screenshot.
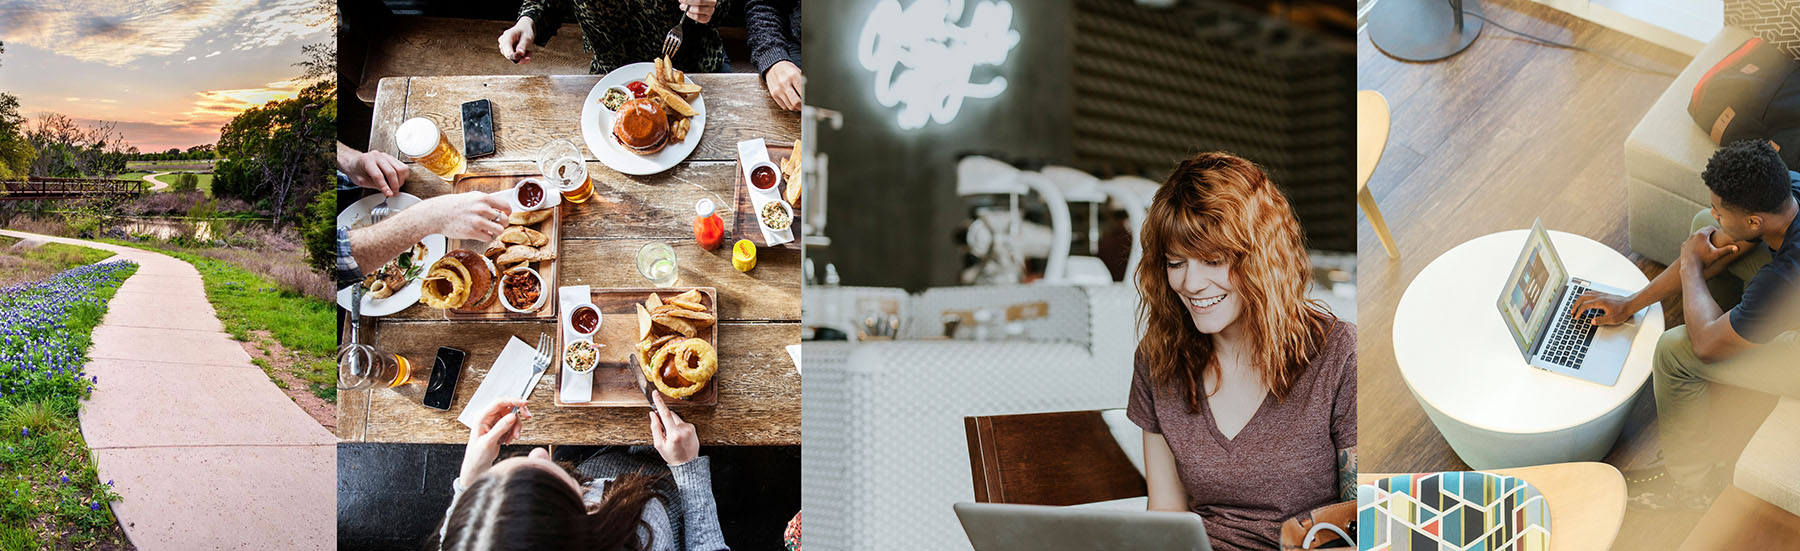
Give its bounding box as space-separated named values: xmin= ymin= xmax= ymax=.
xmin=1337 ymin=447 xmax=1357 ymax=502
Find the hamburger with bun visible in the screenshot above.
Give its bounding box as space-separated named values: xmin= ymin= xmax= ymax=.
xmin=612 ymin=97 xmax=669 ymax=156
xmin=420 ymin=249 xmax=498 ymax=310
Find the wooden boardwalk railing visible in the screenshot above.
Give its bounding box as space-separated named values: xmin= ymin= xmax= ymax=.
xmin=0 ymin=178 xmax=148 ymax=200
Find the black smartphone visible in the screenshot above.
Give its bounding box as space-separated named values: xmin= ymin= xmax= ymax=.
xmin=461 ymin=99 xmax=496 ymax=159
xmin=422 ymin=347 xmax=467 ymax=411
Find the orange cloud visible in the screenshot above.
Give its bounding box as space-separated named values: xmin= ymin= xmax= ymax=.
xmin=0 ymin=0 xmax=328 ymax=67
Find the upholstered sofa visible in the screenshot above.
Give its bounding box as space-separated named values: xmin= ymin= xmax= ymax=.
xmin=1626 ymin=3 xmax=1799 ymax=263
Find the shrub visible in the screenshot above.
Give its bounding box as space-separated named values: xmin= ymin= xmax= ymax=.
xmin=301 ymin=186 xmax=336 ymax=274
xmin=172 ymin=172 xmax=199 ymax=192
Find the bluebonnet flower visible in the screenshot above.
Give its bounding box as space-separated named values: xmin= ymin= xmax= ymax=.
xmin=90 ymin=502 xmax=102 ymax=511
xmin=60 ymin=474 xmax=69 ymax=484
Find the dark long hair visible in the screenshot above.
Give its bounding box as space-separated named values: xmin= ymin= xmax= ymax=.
xmin=425 ymin=464 xmax=667 ymax=551
xmin=1135 ymin=152 xmax=1334 ymax=413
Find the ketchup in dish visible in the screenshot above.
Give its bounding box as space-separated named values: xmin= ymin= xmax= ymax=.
xmin=518 ymin=180 xmax=544 ymax=208
xmin=572 ymin=306 xmax=599 ymax=334
xmin=751 ymin=165 xmax=777 ymax=190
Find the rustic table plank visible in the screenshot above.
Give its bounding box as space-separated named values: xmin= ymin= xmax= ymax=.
xmin=367 ymin=74 xmax=797 ymax=165
xmin=368 ymin=77 xmax=410 ymax=158
xmin=356 ymin=17 xmax=593 ymax=104
xmin=337 ymin=387 xmax=369 ymax=441
xmin=362 ymin=322 xmax=798 ymax=445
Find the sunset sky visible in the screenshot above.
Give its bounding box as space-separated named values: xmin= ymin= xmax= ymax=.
xmin=0 ymin=0 xmax=331 ymax=152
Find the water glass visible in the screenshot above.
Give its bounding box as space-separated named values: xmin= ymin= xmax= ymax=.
xmin=636 ymin=242 xmax=679 ymax=287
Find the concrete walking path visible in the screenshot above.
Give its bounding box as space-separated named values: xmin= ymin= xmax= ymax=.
xmin=142 ymin=172 xmax=170 ymax=191
xmin=1 ymin=231 xmax=334 ymax=550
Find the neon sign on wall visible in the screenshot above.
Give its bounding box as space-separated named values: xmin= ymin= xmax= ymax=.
xmin=856 ymin=0 xmax=1020 ymax=130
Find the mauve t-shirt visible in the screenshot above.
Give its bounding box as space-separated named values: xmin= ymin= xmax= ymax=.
xmin=1127 ymin=320 xmax=1357 ymax=551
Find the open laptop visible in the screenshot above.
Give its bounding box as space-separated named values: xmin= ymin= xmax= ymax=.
xmin=1494 ymin=219 xmax=1643 ymax=386
xmin=953 ymin=502 xmax=1211 ymax=551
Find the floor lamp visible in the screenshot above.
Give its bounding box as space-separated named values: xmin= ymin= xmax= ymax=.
xmin=1368 ymin=0 xmax=1485 ymax=62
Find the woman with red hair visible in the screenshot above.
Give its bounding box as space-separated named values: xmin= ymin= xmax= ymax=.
xmin=1127 ymin=152 xmax=1356 ymax=551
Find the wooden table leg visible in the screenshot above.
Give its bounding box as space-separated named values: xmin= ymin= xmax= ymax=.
xmin=1359 ymin=185 xmax=1400 ymax=259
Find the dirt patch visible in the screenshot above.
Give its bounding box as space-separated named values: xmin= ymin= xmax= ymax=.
xmin=239 ymin=330 xmax=336 ymax=431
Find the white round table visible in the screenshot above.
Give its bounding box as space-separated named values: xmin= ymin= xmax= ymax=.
xmin=1393 ymin=230 xmax=1664 ymax=469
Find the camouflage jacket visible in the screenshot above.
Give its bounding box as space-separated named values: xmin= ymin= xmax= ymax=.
xmin=520 ymin=0 xmax=729 ymax=75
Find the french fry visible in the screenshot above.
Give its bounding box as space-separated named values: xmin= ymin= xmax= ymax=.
xmin=666 ymin=80 xmax=702 ymax=95
xmin=652 ymin=83 xmax=697 ymax=117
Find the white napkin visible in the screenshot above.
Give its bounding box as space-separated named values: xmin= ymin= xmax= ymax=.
xmin=457 ymin=336 xmax=548 ymax=429
xmin=787 ymin=344 xmax=802 ymax=375
xmin=737 ymin=139 xmax=794 ymax=246
xmin=558 ymin=285 xmax=593 ymax=403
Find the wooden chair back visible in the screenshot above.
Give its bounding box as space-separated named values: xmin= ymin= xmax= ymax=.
xmin=964 ymin=410 xmax=1147 ymax=506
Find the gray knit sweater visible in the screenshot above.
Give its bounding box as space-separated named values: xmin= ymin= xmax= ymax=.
xmin=443 ymin=456 xmax=729 ymax=550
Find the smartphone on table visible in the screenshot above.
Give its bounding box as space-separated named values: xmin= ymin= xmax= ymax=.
xmin=422 ymin=346 xmax=467 ymax=411
xmin=462 ymin=99 xmax=496 ymax=159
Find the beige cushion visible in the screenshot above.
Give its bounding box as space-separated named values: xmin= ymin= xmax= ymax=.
xmin=1735 ymin=398 xmax=1800 ymax=516
xmin=1626 ymin=27 xmax=1756 ymax=206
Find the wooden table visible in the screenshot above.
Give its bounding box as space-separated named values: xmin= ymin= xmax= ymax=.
xmin=340 ymin=74 xmax=801 ymax=446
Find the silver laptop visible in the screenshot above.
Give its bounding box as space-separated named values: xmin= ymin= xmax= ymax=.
xmin=953 ymin=502 xmax=1211 ymax=551
xmin=1495 ymin=219 xmax=1642 ymax=386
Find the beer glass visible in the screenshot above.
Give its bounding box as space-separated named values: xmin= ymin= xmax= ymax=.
xmin=337 ymin=343 xmax=415 ymax=390
xmin=396 ymin=117 xmax=466 ymax=180
xmin=537 ymin=139 xmax=592 ymax=203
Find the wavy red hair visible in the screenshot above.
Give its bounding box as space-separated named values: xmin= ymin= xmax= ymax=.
xmin=1135 ymin=152 xmax=1334 ymax=413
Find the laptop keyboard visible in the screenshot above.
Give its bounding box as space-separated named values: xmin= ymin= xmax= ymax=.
xmin=1542 ymin=284 xmax=1600 ymax=369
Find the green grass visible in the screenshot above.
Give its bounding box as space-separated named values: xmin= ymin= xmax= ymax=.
xmin=23 ymin=242 xmax=115 ymax=267
xmin=0 ymin=241 xmax=118 ymax=288
xmin=0 ymin=262 xmax=137 ymax=548
xmin=98 ymin=239 xmax=336 ymax=402
xmin=151 ymin=172 xmax=214 ymax=195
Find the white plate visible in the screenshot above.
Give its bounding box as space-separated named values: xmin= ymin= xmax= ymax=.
xmin=580 ymin=61 xmax=707 ymax=176
xmin=336 ymin=193 xmax=448 ymax=316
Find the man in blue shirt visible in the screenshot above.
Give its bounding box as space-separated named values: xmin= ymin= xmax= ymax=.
xmin=1570 ymin=140 xmax=1800 ymax=511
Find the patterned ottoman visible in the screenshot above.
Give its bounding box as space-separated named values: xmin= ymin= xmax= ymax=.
xmin=1358 ymin=471 xmax=1550 ymax=551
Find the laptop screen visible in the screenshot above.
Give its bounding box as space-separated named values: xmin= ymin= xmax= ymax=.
xmin=1496 ymin=220 xmax=1568 ymax=360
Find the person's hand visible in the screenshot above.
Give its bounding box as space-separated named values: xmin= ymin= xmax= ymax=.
xmin=342 ymin=149 xmax=407 ymax=196
xmin=764 ymin=60 xmax=802 ymax=111
xmin=1680 ymin=226 xmax=1739 ymax=269
xmin=680 ymin=0 xmax=717 ymax=23
xmin=1568 ymin=290 xmax=1634 ymax=326
xmin=647 ymin=391 xmax=699 ymax=465
xmin=461 ymin=398 xmax=531 ymax=482
xmin=415 ymin=191 xmax=512 ymax=242
xmin=499 ymin=17 xmax=536 ymax=63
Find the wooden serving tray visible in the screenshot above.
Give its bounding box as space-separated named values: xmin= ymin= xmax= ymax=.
xmin=731 ymin=143 xmax=798 ymax=249
xmin=554 ymin=287 xmax=719 ymax=408
xmin=447 ymin=173 xmax=560 ymax=320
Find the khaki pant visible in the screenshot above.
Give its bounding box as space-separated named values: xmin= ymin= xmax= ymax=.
xmin=1653 ymin=209 xmax=1794 ymax=487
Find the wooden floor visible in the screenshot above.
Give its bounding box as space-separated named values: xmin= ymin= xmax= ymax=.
xmin=1355 ymin=0 xmax=1733 ymax=547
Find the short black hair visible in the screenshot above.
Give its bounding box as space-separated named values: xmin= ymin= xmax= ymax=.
xmin=1702 ymin=140 xmax=1792 ymax=213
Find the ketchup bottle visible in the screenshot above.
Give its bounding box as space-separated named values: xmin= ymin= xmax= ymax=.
xmin=693 ymin=199 xmax=724 ymax=251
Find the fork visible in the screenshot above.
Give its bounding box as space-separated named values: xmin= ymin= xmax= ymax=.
xmin=661 ymin=12 xmax=684 ymax=59
xmin=370 ymin=198 xmax=391 ymax=225
xmin=511 ymin=333 xmax=553 ymax=416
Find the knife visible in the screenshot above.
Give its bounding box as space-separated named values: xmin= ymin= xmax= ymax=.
xmin=628 ymin=353 xmax=657 ymax=407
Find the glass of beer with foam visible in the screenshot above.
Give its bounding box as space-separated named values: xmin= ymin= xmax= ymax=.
xmin=396 ymin=117 xmax=465 ymax=180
